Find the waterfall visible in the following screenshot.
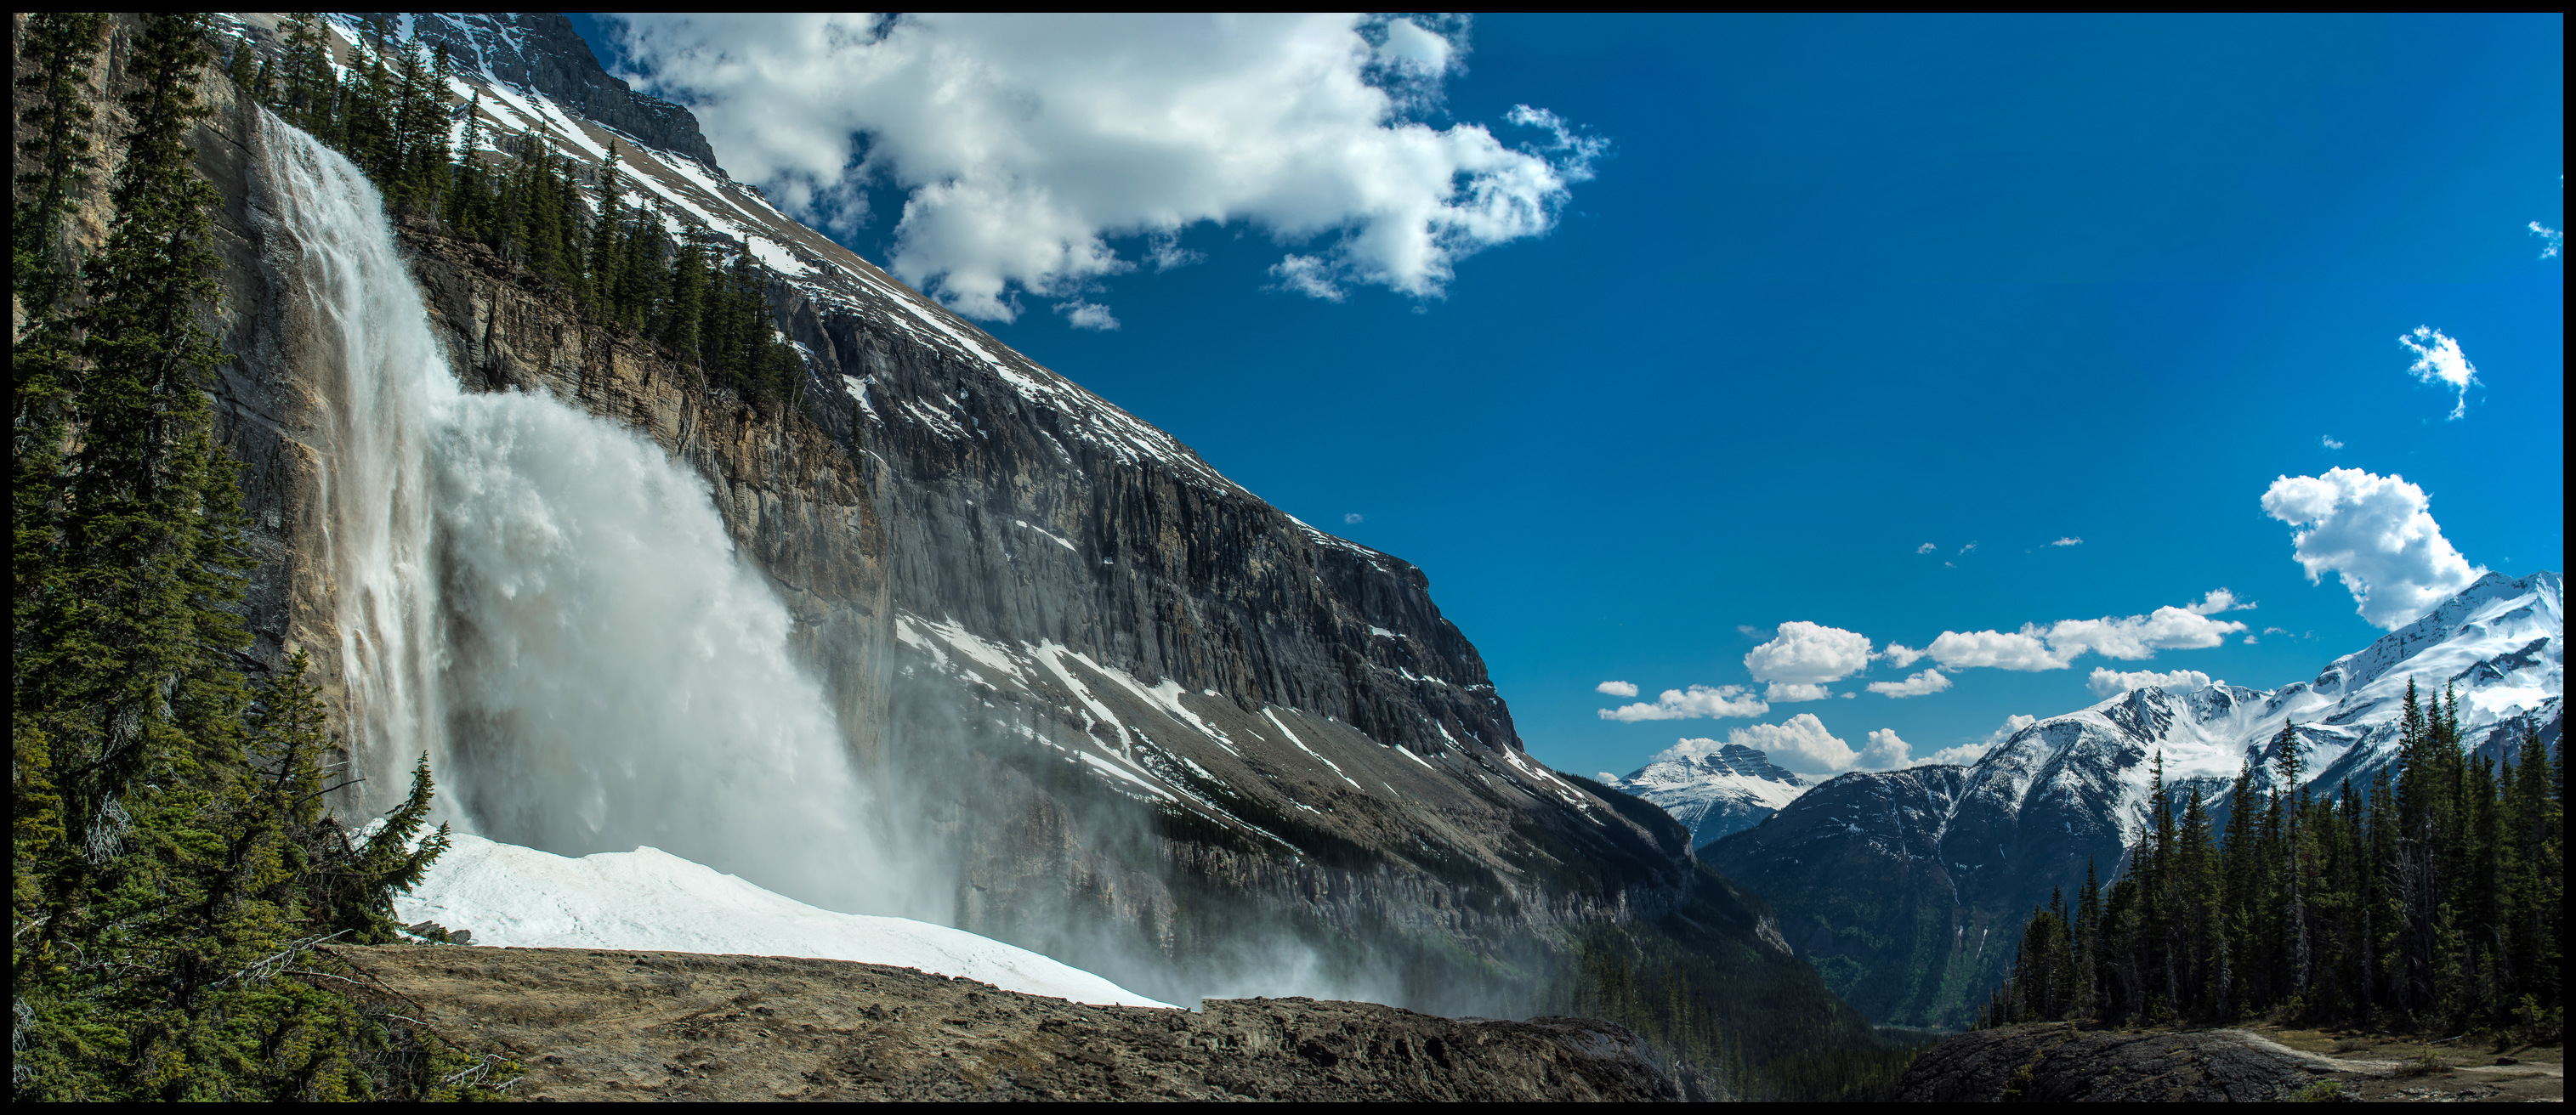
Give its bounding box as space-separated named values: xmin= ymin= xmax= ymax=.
xmin=252 ymin=115 xmax=899 ymax=916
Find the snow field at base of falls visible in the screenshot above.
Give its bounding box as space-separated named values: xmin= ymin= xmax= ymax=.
xmin=396 ymin=835 xmax=1172 ymax=1010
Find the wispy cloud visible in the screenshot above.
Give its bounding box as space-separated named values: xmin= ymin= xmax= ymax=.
xmin=1915 ymin=542 xmax=1937 ymax=554
xmin=2261 ymin=467 xmax=2485 ymax=629
xmin=1920 ymin=589 xmax=2249 ymax=673
xmin=2533 ymin=220 xmax=2563 ymax=259
xmin=1598 ymin=684 xmax=1767 ymax=722
xmin=2398 ymin=326 xmax=2481 ymax=420
xmin=1865 ymin=669 xmax=1952 ymax=699
xmin=1055 ymin=300 xmax=1120 ymax=330
xmin=2321 ymin=434 xmax=2343 ymax=450
xmin=2087 ymin=666 xmax=2214 ymax=698
xmin=2051 ymin=536 xmax=2082 ymax=547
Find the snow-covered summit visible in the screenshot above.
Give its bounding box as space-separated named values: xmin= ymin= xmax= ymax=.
xmin=1607 ymin=740 xmax=1810 ymax=848
xmin=1951 ymin=569 xmax=2561 ymax=840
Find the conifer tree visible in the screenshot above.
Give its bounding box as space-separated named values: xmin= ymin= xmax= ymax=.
xmin=14 ymin=16 xmax=489 ymax=1097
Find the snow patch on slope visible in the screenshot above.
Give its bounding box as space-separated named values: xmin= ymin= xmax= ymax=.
xmin=397 ymin=834 xmax=1171 ymax=1008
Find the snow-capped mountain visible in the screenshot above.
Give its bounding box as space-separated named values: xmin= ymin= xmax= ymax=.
xmin=1705 ymin=570 xmax=2561 ymax=1029
xmin=1603 ymin=740 xmax=1811 ymax=847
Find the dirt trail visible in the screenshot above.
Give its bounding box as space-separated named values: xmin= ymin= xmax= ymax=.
xmin=1897 ymin=1023 xmax=2562 ymax=1103
xmin=321 ymin=945 xmax=1707 ymax=1101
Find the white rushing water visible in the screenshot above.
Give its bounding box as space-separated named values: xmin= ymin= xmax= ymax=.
xmin=252 ymin=116 xmax=899 ymax=916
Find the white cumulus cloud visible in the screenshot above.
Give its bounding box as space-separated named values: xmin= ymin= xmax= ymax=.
xmin=1593 ymin=680 xmax=1638 ymax=698
xmin=609 ymin=14 xmax=1601 ymax=320
xmin=1926 ymin=628 xmax=2068 ymax=671
xmin=1765 ymin=682 xmax=1833 ymax=703
xmin=1862 ymin=729 xmax=1911 ymax=769
xmin=1598 ymin=684 xmax=1767 ymax=722
xmin=1056 ymin=300 xmax=1119 ymax=330
xmin=1920 ymin=589 xmax=2248 ymax=673
xmin=1866 ymin=669 xmax=1953 ymax=699
xmin=2086 ymin=667 xmax=2216 ymax=698
xmin=1914 ymin=713 xmax=2034 ymax=768
xmin=2322 ymin=434 xmax=2344 ymax=450
xmin=2186 ymin=588 xmax=2249 ymax=614
xmin=2261 ymin=467 xmax=2486 ymax=630
xmin=1743 ymin=621 xmax=1874 ymax=685
xmin=2042 ymin=605 xmax=2247 ymax=661
xmin=1881 ymin=643 xmax=1927 ymax=669
xmin=2051 ymin=536 xmax=2082 ymax=546
xmin=2398 ymin=326 xmax=2482 ymax=420
xmin=1915 ymin=542 xmax=1937 ymax=554
xmin=1987 ymin=714 xmax=2038 ymax=746
xmin=1707 ymin=714 xmax=1872 ymax=774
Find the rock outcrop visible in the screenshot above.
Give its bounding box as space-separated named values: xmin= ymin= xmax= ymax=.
xmin=1893 ymin=1024 xmax=2344 ymax=1102
xmin=324 ymin=945 xmax=1712 ymax=1101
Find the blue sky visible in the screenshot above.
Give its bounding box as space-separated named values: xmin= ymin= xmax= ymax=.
xmin=577 ymin=14 xmax=2563 ymax=779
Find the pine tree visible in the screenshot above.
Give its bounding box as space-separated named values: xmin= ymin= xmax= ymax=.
xmin=13 ymin=12 xmax=112 ymax=314
xmin=14 ymin=17 xmax=488 ymax=1098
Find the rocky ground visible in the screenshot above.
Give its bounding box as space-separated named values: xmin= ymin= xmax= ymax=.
xmin=320 ymin=945 xmax=1707 ymax=1101
xmin=1895 ymin=1022 xmax=2562 ymax=1103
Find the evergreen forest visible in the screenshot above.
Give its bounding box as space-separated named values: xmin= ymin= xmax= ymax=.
xmin=1983 ymin=681 xmax=2563 ymax=1050
xmin=12 ymin=13 xmax=509 ymax=1100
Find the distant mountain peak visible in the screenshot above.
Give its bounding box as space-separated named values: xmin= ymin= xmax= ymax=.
xmin=1609 ymin=742 xmax=1810 ymax=848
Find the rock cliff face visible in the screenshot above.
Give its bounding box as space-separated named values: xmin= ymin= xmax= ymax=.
xmin=137 ymin=9 xmax=1875 ymax=1039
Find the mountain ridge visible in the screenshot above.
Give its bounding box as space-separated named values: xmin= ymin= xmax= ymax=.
xmin=1702 ymin=569 xmax=2562 ymax=1028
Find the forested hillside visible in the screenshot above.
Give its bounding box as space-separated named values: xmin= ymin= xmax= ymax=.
xmin=11 ymin=13 xmax=502 ymax=1100
xmin=1984 ymin=682 xmax=2562 ymax=1043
